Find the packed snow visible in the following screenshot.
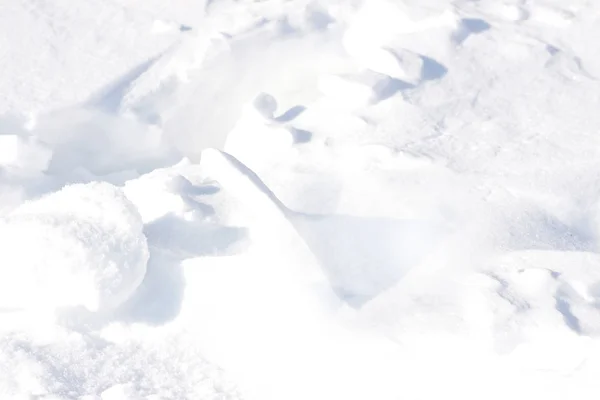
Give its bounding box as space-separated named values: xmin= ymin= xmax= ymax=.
xmin=0 ymin=182 xmax=148 ymax=314
xmin=1 ymin=0 xmax=600 ymax=399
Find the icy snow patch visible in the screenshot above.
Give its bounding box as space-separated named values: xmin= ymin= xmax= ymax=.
xmin=0 ymin=182 xmax=148 ymax=313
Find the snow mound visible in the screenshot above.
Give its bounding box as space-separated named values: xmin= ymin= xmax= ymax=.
xmin=0 ymin=182 xmax=148 ymax=313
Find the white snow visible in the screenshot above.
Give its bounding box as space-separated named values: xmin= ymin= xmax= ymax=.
xmin=2 ymin=0 xmax=600 ymax=399
xmin=0 ymin=182 xmax=148 ymax=314
xmin=0 ymin=135 xmax=19 ymax=165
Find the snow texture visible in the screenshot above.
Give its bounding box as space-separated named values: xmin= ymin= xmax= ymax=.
xmin=2 ymin=0 xmax=600 ymax=399
xmin=0 ymin=182 xmax=148 ymax=313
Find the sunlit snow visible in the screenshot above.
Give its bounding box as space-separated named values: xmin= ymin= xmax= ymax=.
xmin=1 ymin=0 xmax=600 ymax=399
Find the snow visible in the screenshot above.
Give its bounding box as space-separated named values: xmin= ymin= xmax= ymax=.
xmin=2 ymin=0 xmax=600 ymax=399
xmin=0 ymin=182 xmax=148 ymax=314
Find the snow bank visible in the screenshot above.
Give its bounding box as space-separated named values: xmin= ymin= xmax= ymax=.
xmin=0 ymin=182 xmax=148 ymax=313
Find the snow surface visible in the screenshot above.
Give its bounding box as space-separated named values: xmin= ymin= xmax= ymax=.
xmin=0 ymin=182 xmax=148 ymax=314
xmin=2 ymin=0 xmax=600 ymax=399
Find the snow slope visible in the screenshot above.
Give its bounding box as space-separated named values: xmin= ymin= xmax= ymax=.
xmin=2 ymin=0 xmax=600 ymax=399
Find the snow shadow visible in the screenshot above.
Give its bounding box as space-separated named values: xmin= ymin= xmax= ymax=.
xmin=555 ymin=295 xmax=582 ymax=334
xmin=422 ymin=56 xmax=448 ymax=81
xmin=85 ymin=54 xmax=162 ymax=113
xmin=376 ymin=56 xmax=448 ymax=101
xmin=376 ymin=78 xmax=414 ymax=101
xmin=116 ymin=214 xmax=247 ymax=325
xmin=274 ymin=105 xmax=306 ymax=123
xmin=289 ymin=127 xmax=312 ymax=143
xmin=453 ymin=18 xmax=491 ymax=44
xmin=293 ymin=213 xmax=446 ymax=307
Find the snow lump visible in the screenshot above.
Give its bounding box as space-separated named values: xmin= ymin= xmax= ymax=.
xmin=0 ymin=182 xmax=149 ymax=313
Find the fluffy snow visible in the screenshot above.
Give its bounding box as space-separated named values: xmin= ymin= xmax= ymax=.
xmin=2 ymin=0 xmax=600 ymax=399
xmin=0 ymin=182 xmax=148 ymax=313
